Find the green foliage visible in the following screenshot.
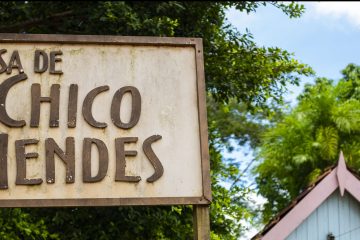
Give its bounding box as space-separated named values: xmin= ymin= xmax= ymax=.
xmin=0 ymin=209 xmax=58 ymax=240
xmin=0 ymin=1 xmax=313 ymax=107
xmin=229 ymin=2 xmax=305 ymax=18
xmin=255 ymin=64 xmax=360 ymax=223
xmin=0 ymin=1 xmax=312 ymax=239
xmin=207 ymin=95 xmax=285 ymax=151
xmin=27 ymin=206 xmax=193 ymax=240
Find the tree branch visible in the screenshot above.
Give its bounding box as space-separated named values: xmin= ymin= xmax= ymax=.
xmin=0 ymin=10 xmax=74 ymax=32
xmin=229 ymin=157 xmax=256 ymax=190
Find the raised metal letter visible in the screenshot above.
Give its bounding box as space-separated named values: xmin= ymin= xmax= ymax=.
xmin=0 ymin=73 xmax=27 ymax=127
xmin=6 ymin=50 xmax=24 ymax=74
xmin=34 ymin=50 xmax=48 ymax=73
xmin=111 ymin=86 xmax=141 ymax=129
xmin=49 ymin=50 xmax=63 ymax=74
xmin=30 ymin=83 xmax=60 ymax=127
xmin=115 ymin=137 xmax=141 ymax=182
xmin=45 ymin=137 xmax=75 ymax=184
xmin=68 ymin=84 xmax=78 ymax=128
xmin=0 ymin=49 xmax=7 ymax=74
xmin=143 ymin=135 xmax=163 ymax=183
xmin=0 ymin=134 xmax=8 ymax=189
xmin=82 ymin=86 xmax=109 ymax=128
xmin=83 ymin=138 xmax=109 ymax=182
xmin=15 ymin=139 xmax=42 ymax=185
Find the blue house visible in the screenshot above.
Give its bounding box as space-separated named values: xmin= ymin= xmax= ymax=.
xmin=253 ymin=153 xmax=360 ymax=240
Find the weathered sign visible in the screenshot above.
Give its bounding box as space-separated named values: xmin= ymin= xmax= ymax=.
xmin=0 ymin=34 xmax=210 ymax=207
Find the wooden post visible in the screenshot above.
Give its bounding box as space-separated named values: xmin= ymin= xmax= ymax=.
xmin=193 ymin=205 xmax=210 ymax=240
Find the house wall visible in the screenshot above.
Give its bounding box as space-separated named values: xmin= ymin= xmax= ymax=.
xmin=286 ymin=191 xmax=360 ymax=240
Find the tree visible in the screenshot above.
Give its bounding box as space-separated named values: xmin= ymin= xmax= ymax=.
xmin=255 ymin=64 xmax=360 ymax=223
xmin=0 ymin=2 xmax=313 ymax=239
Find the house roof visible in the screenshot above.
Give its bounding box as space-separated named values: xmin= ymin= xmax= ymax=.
xmin=252 ymin=152 xmax=360 ymax=240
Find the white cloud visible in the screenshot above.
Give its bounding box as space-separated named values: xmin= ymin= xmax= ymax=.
xmin=309 ymin=2 xmax=360 ymax=28
xmin=226 ymin=7 xmax=257 ymax=31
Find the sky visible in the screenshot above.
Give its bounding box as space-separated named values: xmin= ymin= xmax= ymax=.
xmin=225 ymin=2 xmax=360 ymax=239
xmin=227 ymin=1 xmax=360 ymax=103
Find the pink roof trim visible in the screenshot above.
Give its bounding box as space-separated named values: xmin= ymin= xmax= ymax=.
xmin=260 ymin=152 xmax=360 ymax=240
xmin=337 ymin=151 xmax=346 ymax=196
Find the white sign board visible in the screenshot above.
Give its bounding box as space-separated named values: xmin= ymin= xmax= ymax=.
xmin=0 ymin=34 xmax=210 ymax=207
